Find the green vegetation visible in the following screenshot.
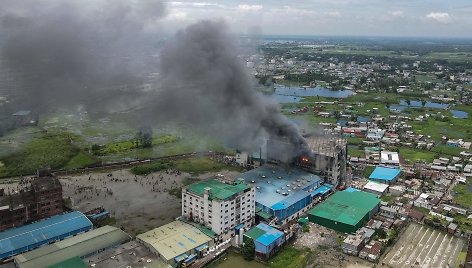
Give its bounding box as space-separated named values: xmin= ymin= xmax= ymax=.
xmin=63 ymin=151 xmax=99 ymax=170
xmin=381 ymin=195 xmax=395 ymax=204
xmin=347 ymin=149 xmax=365 ymax=157
xmin=399 ymin=147 xmax=437 ymax=163
xmin=174 ymin=157 xmax=243 ymax=176
xmin=413 ymin=206 xmax=430 ymax=215
xmin=0 ymin=132 xmax=79 ymax=177
xmin=364 ymin=165 xmax=375 ymax=178
xmin=241 ymin=239 xmax=256 ymax=261
xmin=94 ymin=134 xmax=178 ymax=155
xmin=269 ymin=247 xmax=311 ymax=268
xmin=130 ymin=161 xmax=175 ymax=175
xmin=431 ymin=145 xmax=468 ymax=157
xmin=347 ymin=137 xmax=364 ymax=145
xmin=453 ymin=180 xmax=472 ymax=208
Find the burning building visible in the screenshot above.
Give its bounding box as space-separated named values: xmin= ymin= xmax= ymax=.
xmin=0 ymin=171 xmax=63 ymax=231
xmin=296 ymin=135 xmax=347 ymax=186
xmin=267 ymin=134 xmax=347 ymax=187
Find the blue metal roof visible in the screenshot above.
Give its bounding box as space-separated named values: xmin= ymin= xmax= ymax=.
xmin=238 ymin=166 xmax=323 ymax=209
xmin=254 ymin=223 xmax=283 ymax=246
xmin=0 ymin=211 xmax=92 ymax=258
xmin=310 ymin=184 xmax=333 ymax=197
xmin=369 ymin=166 xmax=401 ymax=181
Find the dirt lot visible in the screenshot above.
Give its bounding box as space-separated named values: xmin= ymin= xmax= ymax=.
xmin=60 ymin=169 xmax=241 ymax=235
xmin=295 ymin=223 xmax=374 ymax=268
xmin=0 ymin=169 xmax=241 ymax=236
xmin=382 ymin=222 xmax=465 ymax=268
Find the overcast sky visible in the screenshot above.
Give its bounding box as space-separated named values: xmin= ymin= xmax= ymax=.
xmin=159 ymin=0 xmax=472 ymax=38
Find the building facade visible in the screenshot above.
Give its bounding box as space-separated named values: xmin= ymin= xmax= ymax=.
xmin=0 ymin=171 xmax=63 ymax=231
xmin=182 ymin=179 xmax=255 ymax=235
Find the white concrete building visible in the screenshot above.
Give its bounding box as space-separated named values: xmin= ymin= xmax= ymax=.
xmin=182 ymin=179 xmax=255 ymax=235
xmin=381 ymin=151 xmax=400 ymax=166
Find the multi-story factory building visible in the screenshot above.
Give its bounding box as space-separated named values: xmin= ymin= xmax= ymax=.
xmin=0 ymin=171 xmax=63 ymax=231
xmin=182 ymin=179 xmax=255 ymax=235
xmin=298 ymin=135 xmax=347 ymax=186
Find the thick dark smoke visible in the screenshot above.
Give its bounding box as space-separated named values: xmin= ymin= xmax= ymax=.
xmin=0 ymin=0 xmax=308 ymax=158
xmin=0 ymin=0 xmax=165 ymax=114
xmin=155 ymin=21 xmax=307 ymax=158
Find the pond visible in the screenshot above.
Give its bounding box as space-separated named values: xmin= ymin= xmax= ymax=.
xmin=389 ymin=100 xmax=449 ymax=111
xmin=212 ymin=252 xmax=267 ymax=268
xmin=450 ymin=110 xmax=469 ymax=119
xmin=266 ymin=85 xmax=355 ymax=103
xmin=274 ymin=85 xmax=355 ymax=98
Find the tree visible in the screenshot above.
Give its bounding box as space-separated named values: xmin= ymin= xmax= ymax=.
xmin=374 ymin=228 xmax=387 ymax=239
xmin=241 ymin=239 xmax=255 ymax=261
xmin=136 ymin=126 xmax=153 ymax=148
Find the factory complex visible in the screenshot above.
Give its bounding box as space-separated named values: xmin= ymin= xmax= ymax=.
xmin=238 ymin=165 xmax=326 ymax=225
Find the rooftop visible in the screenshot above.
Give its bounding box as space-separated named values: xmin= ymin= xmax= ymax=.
xmin=369 ymin=166 xmax=401 ymax=181
xmin=245 ymin=223 xmax=284 ymax=246
xmin=136 ymin=221 xmax=212 ymax=262
xmin=0 ymin=211 xmax=92 ymax=258
xmin=47 ymin=257 xmax=87 ymax=268
xmin=308 ymin=191 xmax=380 ymax=226
xmin=237 ymin=165 xmax=323 ymax=209
xmin=83 ymin=241 xmax=170 ymax=268
xmin=14 ymin=225 xmax=130 ymax=268
xmin=363 ymin=181 xmax=389 ymax=193
xmin=305 ymin=135 xmax=347 ymax=157
xmin=186 ymin=179 xmax=250 ymax=201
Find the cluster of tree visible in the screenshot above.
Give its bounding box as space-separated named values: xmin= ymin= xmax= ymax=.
xmin=135 ymin=126 xmax=153 ymax=148
xmin=241 ymin=238 xmax=255 ymax=261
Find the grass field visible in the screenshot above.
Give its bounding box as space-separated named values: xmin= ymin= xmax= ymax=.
xmin=453 ymin=180 xmax=472 ymax=208
xmin=268 ymin=247 xmax=311 ymax=268
xmin=0 ymin=132 xmax=79 ymax=177
xmin=174 ymin=157 xmax=243 ymax=175
xmin=63 ymin=151 xmax=99 ymax=170
xmin=399 ymin=147 xmax=437 ymax=164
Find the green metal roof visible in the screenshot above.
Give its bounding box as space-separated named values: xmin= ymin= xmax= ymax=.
xmin=308 ymin=191 xmax=380 ymax=226
xmin=244 ymin=227 xmax=266 ymax=240
xmin=186 ymin=179 xmax=250 ymax=200
xmin=47 ymin=257 xmax=87 ymax=268
xmin=14 ymin=225 xmax=130 ymax=268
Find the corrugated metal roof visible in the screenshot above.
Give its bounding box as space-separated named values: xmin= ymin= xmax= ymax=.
xmin=308 ymin=191 xmax=380 ymax=226
xmin=369 ymin=166 xmax=401 ymax=181
xmin=244 ymin=227 xmax=265 ymax=240
xmin=136 ymin=221 xmax=212 ymax=262
xmin=0 ymin=211 xmax=92 ymax=258
xmin=14 ymin=225 xmax=130 ymax=268
xmin=186 ymin=179 xmax=250 ymax=200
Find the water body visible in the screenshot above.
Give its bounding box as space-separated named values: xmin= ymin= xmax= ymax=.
xmin=451 ymin=110 xmax=469 ymax=119
xmin=274 ymin=85 xmax=354 ymax=98
xmin=389 ymin=100 xmax=449 ymax=111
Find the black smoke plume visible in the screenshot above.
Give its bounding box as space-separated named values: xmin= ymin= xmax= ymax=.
xmin=154 ymin=21 xmax=308 ymax=159
xmin=0 ymin=0 xmax=166 ymax=114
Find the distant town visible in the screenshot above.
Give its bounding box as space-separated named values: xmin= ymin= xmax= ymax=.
xmin=0 ymin=36 xmax=471 ymax=268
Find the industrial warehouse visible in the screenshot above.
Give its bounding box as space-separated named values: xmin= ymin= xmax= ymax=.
xmin=307 ymin=190 xmax=381 ymax=233
xmin=238 ymin=165 xmax=326 ymax=225
xmin=0 ymin=211 xmax=92 ymax=259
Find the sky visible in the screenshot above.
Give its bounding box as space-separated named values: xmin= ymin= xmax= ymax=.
xmin=159 ymin=0 xmax=472 ymax=38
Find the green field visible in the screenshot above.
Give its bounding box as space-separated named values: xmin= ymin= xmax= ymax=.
xmin=399 ymin=147 xmax=437 ymax=164
xmin=0 ymin=132 xmax=80 ymax=177
xmin=268 ymin=247 xmax=311 ymax=268
xmin=453 ymin=180 xmax=472 ymax=208
xmin=174 ymin=157 xmax=243 ymax=175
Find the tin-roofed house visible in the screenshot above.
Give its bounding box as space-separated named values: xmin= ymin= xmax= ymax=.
xmin=243 ymin=223 xmax=285 ymax=259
